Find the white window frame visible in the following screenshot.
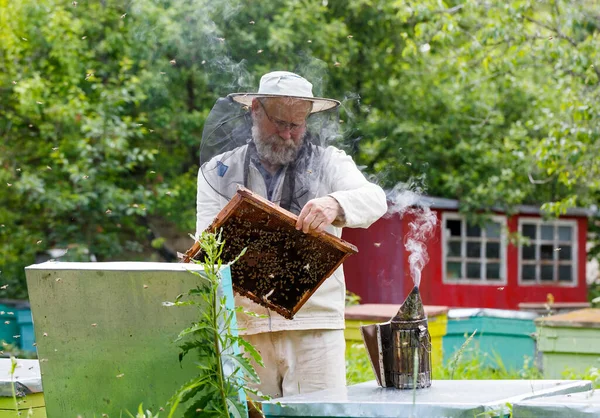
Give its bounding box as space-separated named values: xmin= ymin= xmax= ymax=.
xmin=518 ymin=217 xmax=578 ymax=287
xmin=441 ymin=212 xmax=508 ymax=285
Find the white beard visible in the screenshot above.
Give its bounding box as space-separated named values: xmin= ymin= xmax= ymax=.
xmin=252 ymin=125 xmax=302 ymax=166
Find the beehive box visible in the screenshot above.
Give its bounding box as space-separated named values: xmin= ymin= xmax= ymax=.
xmin=519 ymin=302 xmax=591 ymax=315
xmin=536 ymin=308 xmax=600 ymax=378
xmin=513 ymin=389 xmax=600 ymax=417
xmin=0 ymin=304 xmax=19 ymax=348
xmin=344 ymin=303 xmax=448 ymax=370
xmin=16 ymin=308 xmax=35 ymax=352
xmin=261 ymin=379 xmax=592 ymax=417
xmin=25 ymin=262 xmax=243 ymax=418
xmin=443 ymin=308 xmax=538 ymax=370
xmin=185 ymin=188 xmax=358 ymax=319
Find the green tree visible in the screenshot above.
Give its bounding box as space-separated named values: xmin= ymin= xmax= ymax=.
xmin=1 ymin=0 xmax=599 ymax=298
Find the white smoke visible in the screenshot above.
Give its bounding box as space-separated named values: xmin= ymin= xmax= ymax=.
xmin=404 ymin=207 xmax=437 ymax=287
xmin=386 ymin=178 xmax=438 ymax=288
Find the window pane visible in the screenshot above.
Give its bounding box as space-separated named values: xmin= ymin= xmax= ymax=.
xmin=522 ymin=245 xmax=536 ymax=260
xmin=467 ymin=242 xmax=481 ymax=258
xmin=486 ymin=242 xmax=500 ymax=259
xmin=522 ymin=224 xmax=536 ymax=240
xmin=522 ymin=265 xmax=536 ymax=281
xmin=558 ymin=246 xmax=572 ymax=261
xmin=541 ymin=265 xmax=554 ymax=281
xmin=486 ymin=263 xmax=500 ymax=280
xmin=558 ymin=226 xmax=572 ymax=242
xmin=467 ymin=262 xmax=481 ymax=279
xmin=447 ymin=241 xmax=461 ymax=257
xmin=558 ymin=265 xmax=573 ymax=282
xmin=447 ymin=262 xmax=462 ymax=279
xmin=541 ymin=245 xmax=554 ymax=260
xmin=447 ymin=219 xmax=461 ymax=237
xmin=541 ymin=225 xmax=554 ymax=241
xmin=486 ymin=222 xmax=501 ymax=238
xmin=466 ymin=224 xmax=481 ymax=237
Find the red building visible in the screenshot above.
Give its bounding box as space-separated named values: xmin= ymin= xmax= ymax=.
xmin=341 ymin=197 xmax=590 ymax=309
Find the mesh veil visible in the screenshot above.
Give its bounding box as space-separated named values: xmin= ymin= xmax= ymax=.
xmin=199 ymin=95 xmax=343 ymax=214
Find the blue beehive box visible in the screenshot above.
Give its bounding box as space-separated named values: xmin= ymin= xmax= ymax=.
xmin=16 ymin=309 xmax=36 ymax=352
xmin=443 ymin=308 xmax=538 ymax=370
xmin=0 ymin=304 xmax=19 ymax=347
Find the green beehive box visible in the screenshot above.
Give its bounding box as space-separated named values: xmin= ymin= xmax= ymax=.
xmin=536 ymin=308 xmax=600 ymax=378
xmin=443 ymin=308 xmax=538 ymax=370
xmin=25 ymin=261 xmax=244 ymax=418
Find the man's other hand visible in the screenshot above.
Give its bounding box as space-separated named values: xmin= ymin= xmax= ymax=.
xmin=296 ymin=196 xmax=343 ymax=234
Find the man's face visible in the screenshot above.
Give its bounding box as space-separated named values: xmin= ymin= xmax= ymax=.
xmin=251 ymin=97 xmax=312 ymax=166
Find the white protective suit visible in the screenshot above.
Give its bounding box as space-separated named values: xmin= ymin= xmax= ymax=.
xmin=196 ymin=142 xmax=387 ymax=335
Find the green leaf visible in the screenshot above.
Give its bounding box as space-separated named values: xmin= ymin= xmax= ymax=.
xmin=226 ymin=397 xmax=245 ymax=418
xmin=177 ymin=341 xmax=203 ymax=364
xmin=175 ymin=323 xmax=212 ymax=341
xmin=168 ymin=374 xmax=213 ymax=417
xmin=223 ymin=353 xmax=260 ymax=382
xmin=235 ymin=336 xmax=265 ymax=367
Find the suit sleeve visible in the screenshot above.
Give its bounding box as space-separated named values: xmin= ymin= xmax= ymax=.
xmin=324 ymin=147 xmax=388 ymax=228
xmin=196 ymin=166 xmax=223 ymax=237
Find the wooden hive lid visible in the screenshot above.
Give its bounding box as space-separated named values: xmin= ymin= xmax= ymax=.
xmin=535 ymin=308 xmax=600 ymax=328
xmin=183 ymin=187 xmax=358 ymax=319
xmin=345 ymin=303 xmax=449 ymax=322
xmin=519 ymin=302 xmax=591 ymax=310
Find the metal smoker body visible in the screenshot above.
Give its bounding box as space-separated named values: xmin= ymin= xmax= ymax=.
xmin=360 ymin=286 xmax=432 ymax=389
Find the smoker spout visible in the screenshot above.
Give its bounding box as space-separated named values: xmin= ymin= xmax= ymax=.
xmin=392 ymin=286 xmax=426 ymax=323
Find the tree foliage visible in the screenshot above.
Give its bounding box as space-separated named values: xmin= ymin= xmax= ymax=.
xmin=1 ymin=0 xmax=599 ymax=297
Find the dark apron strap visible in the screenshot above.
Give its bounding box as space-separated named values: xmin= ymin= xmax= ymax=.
xmin=243 ymin=142 xmax=254 ymax=189
xmin=280 ymin=164 xmax=295 ymax=212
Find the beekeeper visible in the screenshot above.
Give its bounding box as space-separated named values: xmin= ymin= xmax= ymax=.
xmin=196 ymin=71 xmax=387 ymax=398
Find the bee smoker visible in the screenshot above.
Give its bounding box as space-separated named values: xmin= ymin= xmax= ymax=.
xmin=360 ymin=286 xmax=432 ymax=389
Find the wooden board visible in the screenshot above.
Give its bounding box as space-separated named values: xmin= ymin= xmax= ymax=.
xmin=183 ymin=187 xmax=358 ymax=319
xmin=535 ymin=308 xmax=600 ymax=328
xmin=345 ymin=304 xmax=449 ymax=322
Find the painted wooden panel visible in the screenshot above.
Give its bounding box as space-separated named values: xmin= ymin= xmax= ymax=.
xmin=343 ymin=209 xmax=588 ymax=309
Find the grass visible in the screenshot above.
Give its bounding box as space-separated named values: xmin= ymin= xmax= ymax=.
xmin=346 ymin=342 xmax=599 ymax=386
xmin=346 ymin=343 xmax=376 ymax=385
xmin=562 ymin=366 xmax=600 ymax=388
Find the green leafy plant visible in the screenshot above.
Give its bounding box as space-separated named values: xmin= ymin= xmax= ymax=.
xmin=447 ymin=329 xmax=477 ymax=380
xmin=126 ymin=404 xmax=161 ymax=418
xmin=562 ymin=366 xmax=600 ymax=389
xmin=345 ymin=290 xmax=362 ymax=306
xmin=10 ymin=356 xmax=18 ymax=416
xmin=165 ymin=230 xmax=268 ymax=418
xmin=9 ymin=356 xmax=35 ymax=417
xmin=475 ymin=402 xmax=513 ymax=418
xmin=345 ymin=343 xmax=375 ymax=386
xmin=590 ymin=281 xmax=600 ymax=306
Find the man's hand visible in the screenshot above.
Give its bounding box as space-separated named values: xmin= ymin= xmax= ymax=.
xmin=296 ymin=196 xmax=343 ymax=234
